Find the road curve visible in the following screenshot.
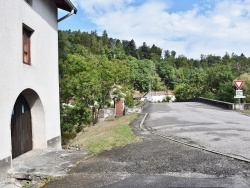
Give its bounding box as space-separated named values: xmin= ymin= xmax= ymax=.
xmin=143 ymin=102 xmax=250 ymax=161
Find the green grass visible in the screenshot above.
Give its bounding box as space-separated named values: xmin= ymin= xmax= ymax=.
xmin=237 ymin=109 xmax=250 ymax=114
xmin=84 ymin=116 xmax=140 ymax=155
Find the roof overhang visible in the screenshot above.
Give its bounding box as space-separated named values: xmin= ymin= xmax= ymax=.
xmin=53 ymin=0 xmax=77 ymax=14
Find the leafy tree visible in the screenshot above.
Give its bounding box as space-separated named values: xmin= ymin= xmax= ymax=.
xmin=61 ymin=99 xmax=91 ymax=133
xmin=138 ymin=42 xmax=151 ymax=59
xmin=156 ymin=60 xmax=179 ymax=89
xmin=122 ymin=40 xmax=130 ymax=55
xmin=174 ymin=67 xmax=207 ymax=101
xmin=58 ymin=30 xmax=72 ymax=61
xmin=170 ymin=50 xmax=176 ymax=58
xmin=150 ymin=44 xmax=162 ymax=62
xmin=102 ymin=30 xmax=109 ymax=47
xmin=128 ymin=39 xmax=137 ymax=58
xmin=128 ymin=59 xmax=154 ymax=92
xmin=60 ymin=53 xmax=101 ymax=132
xmin=164 ymin=50 xmax=171 ymax=59
xmin=204 ymin=64 xmax=234 ymax=102
xmin=175 ymin=55 xmax=189 ymax=68
xmin=58 ymin=29 xmax=250 ymax=133
xmin=216 ymin=82 xmax=234 ymax=102
xmin=238 ymin=73 xmax=250 ymax=102
xmin=151 ymin=74 xmax=167 ymax=91
xmin=122 ymin=39 xmax=137 ymax=58
xmin=174 ymin=83 xmax=193 ymax=101
xmin=125 ymin=93 xmax=135 ymax=107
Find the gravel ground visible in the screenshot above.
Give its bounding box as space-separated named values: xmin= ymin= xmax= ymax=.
xmin=43 ymin=113 xmax=250 ymax=188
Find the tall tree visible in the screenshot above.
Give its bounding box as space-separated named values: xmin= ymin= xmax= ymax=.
xmin=138 ymin=42 xmax=151 ymax=60
xmin=128 ymin=39 xmax=137 ymax=58
xmin=164 ymin=50 xmax=171 ymax=59
xmin=150 ymin=44 xmax=162 ymax=62
xmin=170 ymin=50 xmax=176 ymax=58
xmin=101 ymin=30 xmax=109 ymax=47
xmin=60 ymin=53 xmax=101 ymax=132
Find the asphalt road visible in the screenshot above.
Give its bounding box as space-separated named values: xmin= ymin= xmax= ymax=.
xmin=43 ymin=102 xmax=250 ymax=188
xmin=143 ymin=102 xmax=250 ymax=160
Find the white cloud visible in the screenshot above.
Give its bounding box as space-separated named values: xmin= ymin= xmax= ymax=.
xmin=76 ymin=0 xmax=135 ymax=16
xmin=73 ymin=0 xmax=250 ymax=59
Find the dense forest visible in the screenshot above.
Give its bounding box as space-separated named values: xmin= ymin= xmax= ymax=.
xmin=59 ymin=29 xmax=250 ymax=132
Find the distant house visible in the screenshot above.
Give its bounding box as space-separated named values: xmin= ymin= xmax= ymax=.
xmin=144 ymin=91 xmax=176 ymax=102
xmin=133 ymin=92 xmax=146 ymax=102
xmin=0 ymin=0 xmax=76 ymax=178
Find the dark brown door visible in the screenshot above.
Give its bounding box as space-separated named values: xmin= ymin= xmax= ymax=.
xmin=11 ymin=94 xmax=32 ymax=159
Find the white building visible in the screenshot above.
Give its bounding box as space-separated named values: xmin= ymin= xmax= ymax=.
xmin=0 ymin=0 xmax=76 ymax=178
xmin=144 ymin=91 xmax=176 ymax=102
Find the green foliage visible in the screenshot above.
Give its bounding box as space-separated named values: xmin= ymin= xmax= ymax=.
xmin=150 ymin=44 xmax=162 ymax=62
xmin=216 ymin=82 xmax=234 ymax=102
xmin=75 ymin=126 xmax=83 ymax=133
xmin=86 ymin=124 xmax=139 ymax=155
xmin=111 ymin=88 xmax=125 ymax=101
xmin=22 ymin=182 xmax=31 ymax=188
xmin=238 ymin=73 xmax=250 ymax=102
xmin=204 ymin=64 xmax=235 ymax=102
xmin=173 ymin=83 xmax=186 ymax=101
xmin=60 ymin=52 xmax=100 ymax=132
xmin=138 ymin=42 xmax=151 ymax=59
xmin=123 ymin=39 xmax=137 ymax=58
xmin=166 ymin=96 xmax=172 ymax=102
xmin=125 ymin=92 xmax=135 ymax=107
xmin=128 ymin=59 xmax=160 ymax=92
xmin=156 ymin=60 xmax=179 ymax=89
xmin=58 ymin=29 xmax=250 ymax=133
xmin=174 ymin=83 xmax=194 ymax=101
xmin=60 ymin=99 xmax=91 ymax=133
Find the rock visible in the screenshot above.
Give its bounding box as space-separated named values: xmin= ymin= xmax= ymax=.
xmin=10 ymin=173 xmax=33 ymax=181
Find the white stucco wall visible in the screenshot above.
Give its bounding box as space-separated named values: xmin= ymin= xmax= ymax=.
xmin=151 ymin=95 xmax=166 ymax=102
xmin=0 ymin=0 xmax=61 ymax=161
xmin=144 ymin=93 xmax=166 ymax=102
xmin=144 ymin=93 xmax=152 ymax=102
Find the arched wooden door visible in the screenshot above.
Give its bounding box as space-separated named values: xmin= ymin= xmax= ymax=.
xmin=11 ymin=94 xmax=32 ymax=159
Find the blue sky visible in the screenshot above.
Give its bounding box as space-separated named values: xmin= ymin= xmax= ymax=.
xmin=58 ymin=0 xmax=250 ymax=59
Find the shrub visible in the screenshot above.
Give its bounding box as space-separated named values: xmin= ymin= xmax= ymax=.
xmin=60 ymin=99 xmax=91 ymax=133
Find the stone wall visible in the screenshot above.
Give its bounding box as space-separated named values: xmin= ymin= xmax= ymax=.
xmin=127 ymin=100 xmax=148 ymax=113
xmin=98 ymin=108 xmax=115 ymax=122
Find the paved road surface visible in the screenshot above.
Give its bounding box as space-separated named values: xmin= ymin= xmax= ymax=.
xmin=42 ymin=102 xmax=250 ymax=188
xmin=144 ymin=102 xmax=250 ymax=160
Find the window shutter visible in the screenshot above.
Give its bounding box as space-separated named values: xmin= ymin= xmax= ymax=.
xmin=23 ymin=27 xmax=31 ymax=64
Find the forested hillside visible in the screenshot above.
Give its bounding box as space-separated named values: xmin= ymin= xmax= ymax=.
xmin=59 ymin=29 xmax=250 ymax=132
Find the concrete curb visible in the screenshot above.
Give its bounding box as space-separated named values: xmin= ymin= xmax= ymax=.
xmin=149 ymin=131 xmax=250 ymax=163
xmin=139 ymin=113 xmax=148 ymax=131
xmin=140 ymin=113 xmax=250 ymax=164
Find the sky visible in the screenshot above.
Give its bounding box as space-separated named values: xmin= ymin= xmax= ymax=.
xmin=58 ymin=0 xmax=250 ymax=59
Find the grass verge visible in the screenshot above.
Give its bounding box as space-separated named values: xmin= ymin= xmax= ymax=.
xmin=71 ymin=113 xmax=141 ymax=155
xmin=237 ymin=109 xmax=250 ymax=115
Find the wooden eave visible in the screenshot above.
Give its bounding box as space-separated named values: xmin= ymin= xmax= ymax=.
xmin=53 ymin=0 xmax=77 ymax=14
